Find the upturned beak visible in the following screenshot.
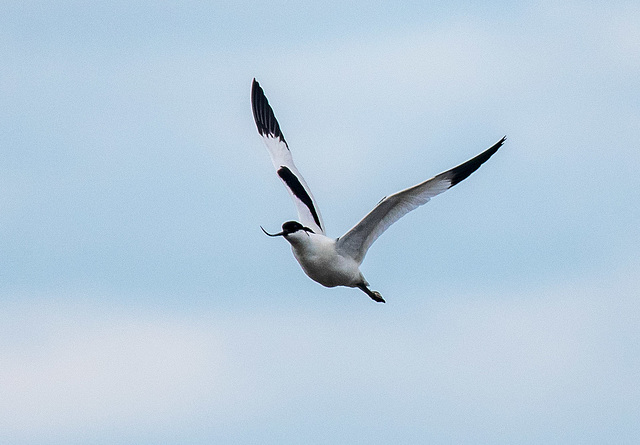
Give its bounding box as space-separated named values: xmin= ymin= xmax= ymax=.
xmin=260 ymin=226 xmax=285 ymax=237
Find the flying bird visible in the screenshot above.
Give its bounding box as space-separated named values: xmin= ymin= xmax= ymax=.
xmin=252 ymin=79 xmax=504 ymax=303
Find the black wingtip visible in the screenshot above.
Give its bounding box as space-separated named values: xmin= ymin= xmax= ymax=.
xmin=251 ymin=78 xmax=287 ymax=145
xmin=448 ymin=136 xmax=506 ymax=187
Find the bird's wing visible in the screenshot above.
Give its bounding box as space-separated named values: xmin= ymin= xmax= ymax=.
xmin=336 ymin=137 xmax=505 ymax=263
xmin=251 ymin=79 xmax=325 ymax=235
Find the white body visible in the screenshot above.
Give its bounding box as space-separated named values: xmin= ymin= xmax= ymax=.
xmin=286 ymin=231 xmax=365 ymax=288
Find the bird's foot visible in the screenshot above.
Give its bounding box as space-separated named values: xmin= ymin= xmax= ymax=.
xmin=357 ymin=283 xmax=386 ymax=303
xmin=369 ymin=291 xmax=385 ymax=303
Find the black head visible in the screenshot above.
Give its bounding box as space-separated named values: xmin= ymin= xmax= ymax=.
xmin=261 ymin=221 xmax=314 ymax=237
xmin=281 ymin=221 xmax=306 ymax=234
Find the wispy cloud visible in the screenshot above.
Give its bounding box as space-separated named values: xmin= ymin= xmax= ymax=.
xmin=2 ymin=263 xmax=638 ymax=443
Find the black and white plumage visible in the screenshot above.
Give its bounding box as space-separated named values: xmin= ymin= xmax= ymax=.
xmin=251 ymin=81 xmax=325 ymax=235
xmin=252 ymin=78 xmax=504 ymax=303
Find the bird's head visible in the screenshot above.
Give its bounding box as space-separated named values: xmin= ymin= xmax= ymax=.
xmin=261 ymin=221 xmax=314 ymax=243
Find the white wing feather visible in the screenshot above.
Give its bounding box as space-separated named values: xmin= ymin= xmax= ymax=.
xmin=251 ymin=79 xmax=325 ymax=234
xmin=336 ymin=137 xmax=505 ymax=263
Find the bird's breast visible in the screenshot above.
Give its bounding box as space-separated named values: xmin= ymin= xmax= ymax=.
xmin=289 ymin=235 xmax=363 ymax=288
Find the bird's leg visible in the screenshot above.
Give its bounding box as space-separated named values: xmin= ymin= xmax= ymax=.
xmin=357 ymin=283 xmax=385 ymax=303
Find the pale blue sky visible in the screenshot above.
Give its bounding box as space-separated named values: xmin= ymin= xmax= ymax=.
xmin=1 ymin=1 xmax=639 ymax=444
